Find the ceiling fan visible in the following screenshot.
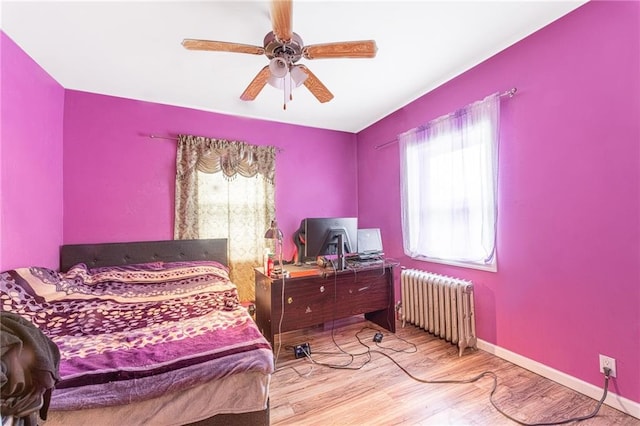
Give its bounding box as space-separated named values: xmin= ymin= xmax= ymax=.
xmin=182 ymin=0 xmax=377 ymax=108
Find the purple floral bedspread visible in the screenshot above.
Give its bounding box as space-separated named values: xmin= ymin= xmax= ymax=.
xmin=0 ymin=261 xmax=273 ymax=410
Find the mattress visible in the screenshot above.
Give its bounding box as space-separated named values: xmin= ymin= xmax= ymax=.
xmin=44 ymin=371 xmax=270 ymax=426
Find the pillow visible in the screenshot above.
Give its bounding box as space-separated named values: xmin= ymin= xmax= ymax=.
xmin=0 ymin=267 xmax=73 ymax=329
xmin=1 ymin=267 xmax=70 ymax=301
xmin=63 ymin=260 xmax=230 ymax=285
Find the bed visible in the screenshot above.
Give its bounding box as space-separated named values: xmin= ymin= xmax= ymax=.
xmin=0 ymin=238 xmax=273 ymax=426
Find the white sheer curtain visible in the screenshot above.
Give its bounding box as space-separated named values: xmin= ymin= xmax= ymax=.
xmin=195 ymin=172 xmax=275 ymax=301
xmin=399 ymin=93 xmax=500 ymax=270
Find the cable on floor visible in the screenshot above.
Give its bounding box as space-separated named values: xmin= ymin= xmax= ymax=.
xmin=272 ymin=273 xmax=287 ymax=371
xmin=372 ymin=347 xmax=611 ymax=426
xmin=289 ymin=325 xmax=416 ymax=371
xmin=355 ymin=326 xmax=417 ymax=354
xmin=290 ymin=325 xmax=612 ymax=425
xmin=359 ymin=327 xmax=611 ymax=425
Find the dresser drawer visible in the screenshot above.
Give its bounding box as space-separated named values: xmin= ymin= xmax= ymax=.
xmin=275 ymin=279 xmax=334 ymax=331
xmin=335 ymin=270 xmax=390 ymax=315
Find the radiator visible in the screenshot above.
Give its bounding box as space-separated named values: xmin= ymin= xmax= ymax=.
xmin=401 ymin=269 xmax=477 ymax=356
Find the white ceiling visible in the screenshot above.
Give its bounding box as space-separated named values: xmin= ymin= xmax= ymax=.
xmin=1 ymin=1 xmax=587 ymax=133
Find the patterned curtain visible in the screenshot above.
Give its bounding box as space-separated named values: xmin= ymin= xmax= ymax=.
xmin=175 ymin=134 xmax=276 ymax=301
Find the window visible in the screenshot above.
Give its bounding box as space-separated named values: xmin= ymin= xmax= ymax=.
xmin=399 ymin=94 xmax=500 ymax=271
xmin=174 ymin=136 xmax=276 ymax=301
xmin=196 ymin=171 xmax=275 ymax=299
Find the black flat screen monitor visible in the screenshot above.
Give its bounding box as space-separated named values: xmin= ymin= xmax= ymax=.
xmin=303 ymin=217 xmax=358 ymax=261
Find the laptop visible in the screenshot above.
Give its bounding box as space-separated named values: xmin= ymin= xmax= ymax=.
xmin=356 ymin=228 xmax=384 ymax=260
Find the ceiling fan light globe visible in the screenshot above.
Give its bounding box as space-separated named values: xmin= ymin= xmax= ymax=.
xmin=267 ymin=75 xmax=285 ymax=89
xmin=269 ymin=57 xmax=289 ymax=78
xmin=290 ymin=65 xmax=308 ymax=87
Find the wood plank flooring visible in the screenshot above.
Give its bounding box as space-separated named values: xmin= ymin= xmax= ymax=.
xmin=268 ymin=317 xmax=639 ymax=425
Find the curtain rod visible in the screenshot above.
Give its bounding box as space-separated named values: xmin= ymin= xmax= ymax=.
xmin=148 ymin=134 xmax=178 ymax=141
xmin=374 ymin=87 xmax=517 ymax=150
xmin=148 ymin=134 xmax=284 ymax=152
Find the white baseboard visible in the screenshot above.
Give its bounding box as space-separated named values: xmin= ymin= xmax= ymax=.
xmin=477 ymin=339 xmax=640 ymax=420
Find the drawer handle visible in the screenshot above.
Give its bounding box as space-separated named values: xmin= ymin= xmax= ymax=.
xmin=287 ymin=297 xmax=293 ymax=304
xmin=320 ymin=286 xmax=325 ymax=293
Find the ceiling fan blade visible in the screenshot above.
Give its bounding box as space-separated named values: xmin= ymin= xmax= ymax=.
xmin=303 ymin=40 xmax=378 ymax=60
xmin=240 ymin=66 xmax=271 ymax=101
xmin=270 ymin=0 xmax=293 ymax=42
xmin=298 ymin=65 xmax=334 ymax=103
xmin=182 ymin=39 xmax=265 ymax=55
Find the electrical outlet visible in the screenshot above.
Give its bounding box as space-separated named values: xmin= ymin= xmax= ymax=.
xmin=599 ymin=354 xmax=617 ymax=377
xmin=294 ymin=343 xmax=311 ymax=359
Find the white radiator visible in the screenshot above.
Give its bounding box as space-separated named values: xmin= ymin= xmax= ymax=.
xmin=401 ymin=269 xmax=477 ymax=356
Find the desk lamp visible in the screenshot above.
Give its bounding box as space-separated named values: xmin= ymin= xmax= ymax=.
xmin=264 ymin=220 xmax=283 ymax=277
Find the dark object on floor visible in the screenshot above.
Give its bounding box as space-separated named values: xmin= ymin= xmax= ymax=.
xmin=1 ymin=311 xmax=60 ymax=426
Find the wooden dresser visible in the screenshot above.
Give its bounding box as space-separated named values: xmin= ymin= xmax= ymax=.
xmin=254 ymin=264 xmax=395 ymax=346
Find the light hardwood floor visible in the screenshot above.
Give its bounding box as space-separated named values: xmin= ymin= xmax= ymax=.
xmin=268 ymin=317 xmax=639 ymax=425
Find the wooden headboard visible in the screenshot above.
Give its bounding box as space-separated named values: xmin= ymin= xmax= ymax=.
xmin=59 ymin=239 xmax=228 ymax=272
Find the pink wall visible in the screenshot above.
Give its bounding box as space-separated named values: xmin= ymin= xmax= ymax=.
xmin=357 ymin=1 xmax=639 ymax=404
xmin=62 ymin=91 xmax=358 ymax=260
xmin=0 ymin=32 xmax=65 ymax=270
xmin=2 ymin=0 xmax=638 ymax=407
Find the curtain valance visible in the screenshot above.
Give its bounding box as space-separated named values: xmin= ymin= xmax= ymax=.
xmin=177 ymin=134 xmax=276 ymax=183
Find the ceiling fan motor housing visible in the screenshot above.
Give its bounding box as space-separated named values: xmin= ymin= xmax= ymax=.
xmin=263 ymin=31 xmax=304 ymax=64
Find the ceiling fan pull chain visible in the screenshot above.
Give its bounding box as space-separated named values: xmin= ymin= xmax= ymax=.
xmin=289 ymin=72 xmax=293 ymax=101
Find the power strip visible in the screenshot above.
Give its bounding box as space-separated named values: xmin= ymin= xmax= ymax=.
xmin=294 ymin=343 xmax=311 ymax=359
